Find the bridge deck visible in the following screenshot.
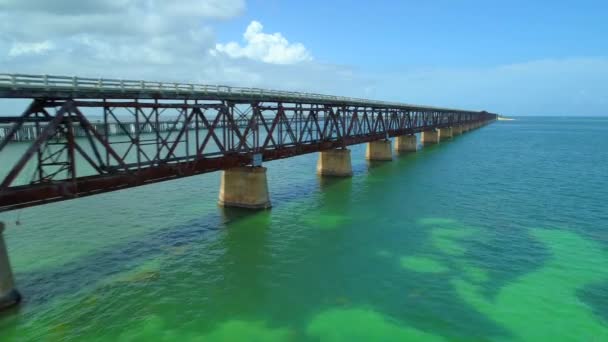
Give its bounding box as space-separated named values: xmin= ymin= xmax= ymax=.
xmin=0 ymin=73 xmax=497 ymax=212
xmin=0 ymin=73 xmax=477 ymax=113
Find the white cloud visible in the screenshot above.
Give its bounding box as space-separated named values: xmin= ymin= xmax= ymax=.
xmin=0 ymin=0 xmax=357 ymax=96
xmin=0 ymin=0 xmax=242 ymax=71
xmin=0 ymin=0 xmax=130 ymax=14
xmin=0 ymin=0 xmax=245 ymax=39
xmin=214 ymin=21 xmax=312 ymax=64
xmin=0 ymin=0 xmax=244 ymax=17
xmin=8 ymin=40 xmax=54 ymax=57
xmin=0 ymin=1 xmax=606 ymax=116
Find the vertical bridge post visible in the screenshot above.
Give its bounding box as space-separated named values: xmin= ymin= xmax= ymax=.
xmin=439 ymin=127 xmax=453 ymax=139
xmin=366 ymin=140 xmax=393 ymax=161
xmin=317 ymin=148 xmax=353 ymax=177
xmin=421 ymin=129 xmax=440 ymax=144
xmin=394 ymin=135 xmax=417 ymax=153
xmin=0 ymin=222 xmax=20 ymax=311
xmin=452 ymin=125 xmax=463 ymax=136
xmin=218 ymin=167 xmax=271 ymax=209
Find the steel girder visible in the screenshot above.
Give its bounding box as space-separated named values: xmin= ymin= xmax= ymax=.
xmin=0 ymin=98 xmax=496 ymax=211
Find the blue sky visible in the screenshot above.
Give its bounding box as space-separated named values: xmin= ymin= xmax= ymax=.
xmin=220 ymin=0 xmax=608 ymax=68
xmin=1 ymin=0 xmax=607 ymax=115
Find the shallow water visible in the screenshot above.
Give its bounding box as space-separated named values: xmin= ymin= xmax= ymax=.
xmin=1 ymin=117 xmax=607 ymax=341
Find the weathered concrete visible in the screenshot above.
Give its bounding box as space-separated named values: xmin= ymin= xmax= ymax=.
xmin=366 ymin=140 xmax=392 ymax=161
xmin=317 ymin=148 xmax=353 ymax=177
xmin=218 ymin=167 xmax=271 ymax=209
xmin=439 ymin=127 xmax=453 ymax=139
xmin=0 ymin=222 xmax=20 ymax=311
xmin=421 ymin=129 xmax=440 ymax=144
xmin=452 ymin=125 xmax=463 ymax=136
xmin=394 ymin=135 xmax=417 ymax=153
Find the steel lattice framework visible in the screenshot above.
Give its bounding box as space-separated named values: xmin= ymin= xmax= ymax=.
xmin=0 ymin=74 xmax=497 ymax=212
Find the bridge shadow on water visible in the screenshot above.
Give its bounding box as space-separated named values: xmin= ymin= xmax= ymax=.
xmin=10 ymin=210 xmax=226 ymax=309
xmin=0 ymin=206 xmax=276 ymax=342
xmin=3 ymin=160 xmax=352 ymax=318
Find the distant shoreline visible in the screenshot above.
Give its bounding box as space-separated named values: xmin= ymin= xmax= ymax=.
xmin=498 ymin=117 xmax=515 ymax=121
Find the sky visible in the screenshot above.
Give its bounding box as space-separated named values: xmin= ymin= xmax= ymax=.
xmin=1 ymin=0 xmax=607 ymax=116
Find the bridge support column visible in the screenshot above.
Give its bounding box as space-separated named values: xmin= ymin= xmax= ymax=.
xmin=394 ymin=135 xmax=417 ymax=153
xmin=452 ymin=125 xmax=463 ymax=136
xmin=366 ymin=140 xmax=392 ymax=161
xmin=439 ymin=127 xmax=453 ymax=139
xmin=421 ymin=129 xmax=440 ymax=144
xmin=317 ymin=148 xmax=352 ymax=177
xmin=0 ymin=223 xmax=20 ymax=311
xmin=218 ymin=167 xmax=271 ymax=209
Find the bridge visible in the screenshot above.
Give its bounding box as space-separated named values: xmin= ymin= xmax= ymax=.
xmin=0 ymin=73 xmax=496 ymax=310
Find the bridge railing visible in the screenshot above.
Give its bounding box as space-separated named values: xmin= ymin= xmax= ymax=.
xmin=0 ymin=73 xmax=463 ymax=112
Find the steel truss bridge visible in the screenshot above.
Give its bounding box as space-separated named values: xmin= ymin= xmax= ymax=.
xmin=0 ymin=74 xmax=497 ymax=212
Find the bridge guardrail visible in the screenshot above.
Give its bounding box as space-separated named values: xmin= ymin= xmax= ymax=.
xmin=0 ymin=73 xmax=472 ymax=113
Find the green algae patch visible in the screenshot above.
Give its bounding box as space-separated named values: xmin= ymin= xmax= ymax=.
xmin=105 ymin=258 xmax=162 ymax=285
xmin=454 ymin=229 xmax=608 ymax=341
xmin=117 ymin=316 xmax=293 ymax=342
xmin=461 ymin=265 xmax=489 ymax=283
xmin=400 ymin=256 xmax=449 ymax=273
xmin=428 ymin=223 xmax=483 ymax=256
xmin=117 ymin=315 xmax=195 ymax=341
xmin=203 ymin=320 xmax=293 ymax=342
xmin=417 ymin=218 xmax=483 ymax=256
xmin=302 ymin=213 xmax=350 ymax=230
xmin=307 ymin=308 xmax=446 ymax=341
xmin=432 ymin=237 xmax=467 ymax=256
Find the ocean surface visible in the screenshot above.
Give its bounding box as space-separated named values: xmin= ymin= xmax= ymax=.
xmin=0 ymin=117 xmax=607 ymax=341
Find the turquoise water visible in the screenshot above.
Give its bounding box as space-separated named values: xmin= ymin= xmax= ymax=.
xmin=0 ymin=117 xmax=607 ymax=341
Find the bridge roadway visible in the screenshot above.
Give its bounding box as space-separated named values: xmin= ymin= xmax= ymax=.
xmin=0 ymin=73 xmax=496 ymax=310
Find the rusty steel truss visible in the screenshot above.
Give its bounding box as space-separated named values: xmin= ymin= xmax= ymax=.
xmin=0 ymin=76 xmax=496 ymax=212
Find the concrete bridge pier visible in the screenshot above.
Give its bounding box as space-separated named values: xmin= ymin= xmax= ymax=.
xmin=439 ymin=127 xmax=453 ymax=139
xmin=421 ymin=129 xmax=440 ymax=144
xmin=218 ymin=167 xmax=271 ymax=209
xmin=317 ymin=148 xmax=353 ymax=176
xmin=0 ymin=222 xmax=20 ymax=311
xmin=366 ymin=140 xmax=393 ymax=161
xmin=394 ymin=135 xmax=417 ymax=153
xmin=452 ymin=125 xmax=463 ymax=136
